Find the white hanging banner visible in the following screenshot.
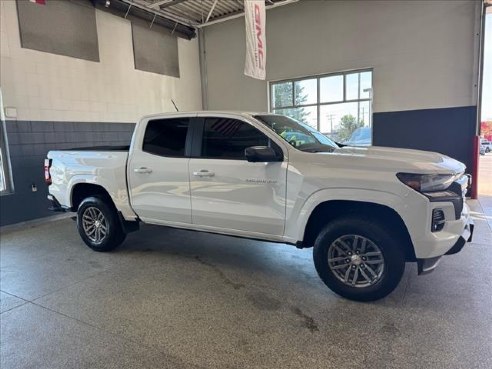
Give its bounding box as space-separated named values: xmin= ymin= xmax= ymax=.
xmin=244 ymin=0 xmax=266 ymax=80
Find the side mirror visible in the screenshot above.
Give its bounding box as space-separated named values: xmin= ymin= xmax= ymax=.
xmin=245 ymin=146 xmax=282 ymax=162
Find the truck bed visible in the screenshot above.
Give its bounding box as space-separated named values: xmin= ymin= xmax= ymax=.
xmin=58 ymin=145 xmax=130 ymax=151
xmin=47 ymin=149 xmax=137 ymax=220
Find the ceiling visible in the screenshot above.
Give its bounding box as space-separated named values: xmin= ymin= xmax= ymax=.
xmin=119 ymin=0 xmax=297 ymax=28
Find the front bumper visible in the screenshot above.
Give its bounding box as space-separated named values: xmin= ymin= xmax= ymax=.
xmin=444 ymin=219 xmax=474 ymax=255
xmin=417 ymin=207 xmax=474 ymax=275
xmin=414 ymin=174 xmax=474 ymax=275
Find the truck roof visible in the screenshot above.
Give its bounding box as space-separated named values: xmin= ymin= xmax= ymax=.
xmin=139 ymin=111 xmax=274 ymax=120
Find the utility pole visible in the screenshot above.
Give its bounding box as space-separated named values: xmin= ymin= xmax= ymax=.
xmin=325 ymin=113 xmax=336 ymax=135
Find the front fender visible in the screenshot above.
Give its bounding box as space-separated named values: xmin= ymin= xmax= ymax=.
xmin=286 ymin=188 xmax=424 ymax=246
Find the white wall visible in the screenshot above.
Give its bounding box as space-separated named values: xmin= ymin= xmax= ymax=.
xmin=203 ymin=0 xmax=480 ymax=114
xmin=0 ymin=0 xmax=202 ymax=123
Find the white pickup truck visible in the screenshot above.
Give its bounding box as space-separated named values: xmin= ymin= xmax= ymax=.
xmin=45 ymin=112 xmax=474 ymax=301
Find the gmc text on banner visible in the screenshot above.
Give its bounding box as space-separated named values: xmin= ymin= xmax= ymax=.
xmin=244 ymin=0 xmax=266 ymax=80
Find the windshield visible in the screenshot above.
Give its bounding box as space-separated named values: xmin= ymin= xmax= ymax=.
xmin=350 ymin=127 xmax=370 ymax=141
xmin=344 ymin=127 xmax=371 ymax=146
xmin=254 ymin=114 xmax=338 ymax=152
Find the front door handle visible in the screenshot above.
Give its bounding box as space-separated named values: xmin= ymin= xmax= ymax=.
xmin=193 ymin=170 xmax=215 ymax=177
xmin=134 ymin=167 xmax=153 ymax=174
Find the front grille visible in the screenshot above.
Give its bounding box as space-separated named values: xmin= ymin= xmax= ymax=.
xmin=426 ymin=190 xmax=463 ymax=220
xmin=426 ymin=175 xmax=468 ymax=221
xmin=449 ymin=175 xmax=468 ymax=219
xmin=449 ymin=174 xmax=469 ymax=197
xmin=449 ymin=182 xmax=464 ymax=197
xmin=454 ymin=197 xmax=463 ymax=220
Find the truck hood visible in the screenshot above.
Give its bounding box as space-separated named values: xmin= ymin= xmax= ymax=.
xmin=329 ymin=146 xmax=466 ymax=174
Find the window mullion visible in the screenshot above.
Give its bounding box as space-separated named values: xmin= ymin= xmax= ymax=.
xmin=317 ymin=77 xmax=320 ymax=131
xmin=291 ymin=81 xmax=295 ymax=107
xmin=358 ymin=72 xmax=361 ymax=101
xmin=343 ymin=73 xmax=346 ymax=102
xmin=270 ymin=84 xmax=273 ymax=112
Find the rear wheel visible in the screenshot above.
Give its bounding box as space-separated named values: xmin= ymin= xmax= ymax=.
xmin=313 ymin=217 xmax=405 ymax=301
xmin=77 ymin=196 xmax=126 ymax=252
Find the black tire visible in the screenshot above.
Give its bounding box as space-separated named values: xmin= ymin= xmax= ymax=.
xmin=77 ymin=196 xmax=126 ymax=252
xmin=313 ymin=216 xmax=405 ymax=302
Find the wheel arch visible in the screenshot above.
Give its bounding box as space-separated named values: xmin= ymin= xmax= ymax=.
xmin=71 ymin=183 xmax=139 ymax=234
xmin=71 ymin=183 xmax=115 ymax=211
xmin=301 ymin=200 xmax=416 ymax=262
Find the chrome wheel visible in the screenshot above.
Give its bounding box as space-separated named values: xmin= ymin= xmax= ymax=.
xmin=81 ymin=207 xmax=108 ymax=244
xmin=327 ymin=235 xmax=385 ymax=288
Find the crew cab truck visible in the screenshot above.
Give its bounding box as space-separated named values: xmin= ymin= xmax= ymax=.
xmin=45 ymin=112 xmax=474 ymax=301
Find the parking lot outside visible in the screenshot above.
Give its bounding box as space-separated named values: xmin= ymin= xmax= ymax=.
xmin=479 ymin=153 xmax=492 ymax=196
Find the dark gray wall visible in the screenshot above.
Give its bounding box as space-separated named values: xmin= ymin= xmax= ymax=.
xmin=132 ymin=22 xmax=180 ymax=77
xmin=16 ymin=0 xmax=99 ymax=62
xmin=373 ymin=106 xmax=476 ymax=177
xmin=0 ymin=121 xmax=135 ymax=226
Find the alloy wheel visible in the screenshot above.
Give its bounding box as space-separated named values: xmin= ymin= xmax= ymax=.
xmin=327 ymin=235 xmax=385 ymax=288
xmin=82 ymin=207 xmax=108 ymax=244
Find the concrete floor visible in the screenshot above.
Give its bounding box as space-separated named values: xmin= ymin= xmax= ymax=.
xmin=1 ymin=201 xmax=491 ymax=369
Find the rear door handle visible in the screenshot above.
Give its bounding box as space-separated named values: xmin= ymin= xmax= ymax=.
xmin=134 ymin=167 xmax=153 ymax=174
xmin=193 ymin=170 xmax=215 ymax=177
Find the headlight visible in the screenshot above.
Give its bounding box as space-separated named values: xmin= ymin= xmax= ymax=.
xmin=396 ymin=173 xmax=455 ymax=192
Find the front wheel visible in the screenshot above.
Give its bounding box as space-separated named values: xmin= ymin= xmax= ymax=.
xmin=77 ymin=196 xmax=126 ymax=252
xmin=313 ymin=217 xmax=405 ymax=301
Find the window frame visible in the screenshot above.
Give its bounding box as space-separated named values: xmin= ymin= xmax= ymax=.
xmin=0 ymin=121 xmax=14 ymax=196
xmin=141 ymin=117 xmax=195 ymax=158
xmin=191 ymin=117 xmax=283 ymax=161
xmin=0 ymin=88 xmax=14 ymax=196
xmin=269 ymin=68 xmax=373 ymax=132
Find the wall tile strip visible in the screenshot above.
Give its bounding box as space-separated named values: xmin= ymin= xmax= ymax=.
xmin=1 ymin=120 xmax=135 ymax=226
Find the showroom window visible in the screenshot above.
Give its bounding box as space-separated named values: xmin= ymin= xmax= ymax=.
xmin=270 ymin=70 xmax=373 ymax=143
xmin=202 ymin=118 xmax=269 ymax=159
xmin=143 ymin=118 xmax=189 ymax=157
xmin=0 ymin=123 xmax=12 ymax=194
xmin=0 ymin=88 xmax=14 ymax=195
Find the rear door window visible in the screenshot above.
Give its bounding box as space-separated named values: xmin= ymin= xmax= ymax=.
xmin=143 ymin=118 xmax=189 ymax=157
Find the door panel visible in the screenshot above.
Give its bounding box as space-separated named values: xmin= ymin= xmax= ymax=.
xmin=129 ymin=152 xmax=191 ymax=224
xmin=189 ymin=116 xmax=287 ymax=236
xmin=128 ymin=117 xmax=192 ymax=224
xmin=189 ymin=159 xmax=287 ymax=235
